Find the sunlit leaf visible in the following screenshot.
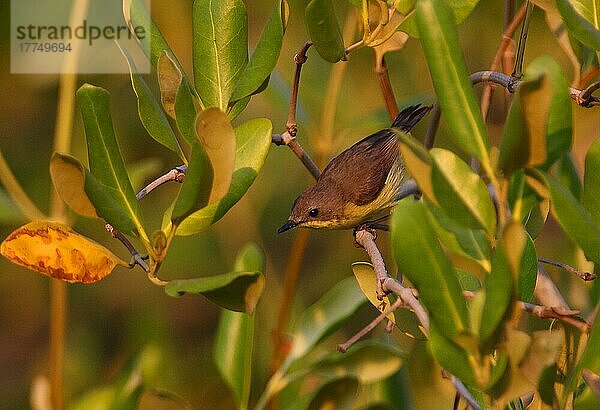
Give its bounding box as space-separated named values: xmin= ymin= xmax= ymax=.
xmin=314 ymin=341 xmax=405 ymax=384
xmin=50 ymin=152 xmax=98 ymax=219
xmin=176 ymin=118 xmax=272 ymax=236
xmin=583 ymin=137 xmax=600 ymax=225
xmin=391 ymin=200 xmax=470 ymax=339
xmin=76 ymin=84 xmax=145 ymax=237
xmin=231 ymin=0 xmax=289 ymax=101
xmin=214 ymin=244 xmax=264 ymax=409
xmin=415 ymin=0 xmax=491 ymax=170
xmin=396 ymin=131 xmax=436 ymax=204
xmin=171 ymin=142 xmax=212 ymax=224
xmin=430 ymin=148 xmax=496 ymax=234
xmin=193 ymin=0 xmax=248 ymax=110
xmin=166 ymin=269 xmax=264 ymax=314
xmin=398 ymin=0 xmax=480 ymax=38
xmin=157 ymin=51 xmax=182 ymax=119
xmin=305 ymin=0 xmax=346 ymax=63
xmin=195 ymin=108 xmax=236 ymax=204
xmin=1 ymin=221 xmax=127 ymax=283
xmin=351 ymin=262 xmax=395 ymax=323
xmin=555 ymin=0 xmax=600 ymax=50
xmin=120 ymin=45 xmax=185 ymax=160
xmin=285 ymin=276 xmax=367 ymax=366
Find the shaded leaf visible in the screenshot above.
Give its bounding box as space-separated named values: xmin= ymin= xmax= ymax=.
xmin=391 ymin=200 xmax=470 ymax=339
xmin=307 ymin=377 xmax=359 ymax=410
xmin=175 ymin=80 xmax=199 ymax=144
xmin=530 ymin=169 xmax=600 ymax=265
xmin=555 ymin=0 xmax=600 ymax=50
xmin=351 ymin=262 xmax=395 ymax=324
xmin=314 ymin=341 xmax=405 ymax=384
xmin=76 ymin=84 xmax=145 ymax=237
xmin=556 ymin=153 xmax=583 ymax=199
xmin=285 ymin=276 xmax=367 ymax=366
xmin=157 ymin=51 xmax=183 ymax=119
xmin=396 ymin=131 xmax=436 ymax=204
xmin=50 ymin=152 xmax=98 ymax=219
xmin=565 ymin=314 xmax=600 ymax=398
xmin=425 ymin=203 xmax=491 ymax=278
xmin=415 ymin=0 xmax=491 ymax=169
xmin=214 ymin=244 xmax=264 ymax=409
xmin=195 ymin=108 xmax=236 ymax=204
xmin=499 ymin=67 xmax=550 ymax=175
xmin=430 ymin=148 xmax=496 ymax=234
xmin=0 ymin=189 xmax=25 ymax=224
xmin=305 ymin=0 xmax=346 ymax=63
xmin=193 ymin=0 xmax=248 ymax=110
xmin=479 ymin=222 xmax=522 ymax=351
xmin=176 ymin=118 xmax=272 ymax=236
xmin=1 ymin=221 xmax=126 ymax=283
xmin=518 ymin=234 xmax=538 ymax=302
xmin=583 ymin=137 xmax=600 ymax=225
xmin=121 ymin=45 xmax=185 ymax=160
xmin=429 ymin=322 xmax=478 ymax=388
xmin=231 ymin=0 xmax=289 ymax=101
xmin=165 ymin=270 xmax=265 ymax=314
xmin=171 ymin=142 xmax=212 ymax=224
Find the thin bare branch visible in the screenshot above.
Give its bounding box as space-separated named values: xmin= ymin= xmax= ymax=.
xmin=519 ymin=301 xmax=590 ymax=333
xmin=105 ymin=223 xmax=149 ymax=272
xmin=538 ymin=257 xmax=596 ymax=281
xmin=136 ymin=165 xmax=186 ymax=200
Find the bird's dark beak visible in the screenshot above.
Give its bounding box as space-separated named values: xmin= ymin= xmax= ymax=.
xmin=277 ymin=220 xmax=297 ymax=233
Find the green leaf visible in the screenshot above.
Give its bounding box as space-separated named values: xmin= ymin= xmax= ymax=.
xmin=214 ymin=244 xmax=264 ymax=409
xmin=305 ymin=0 xmax=346 ymax=63
xmin=531 ymin=170 xmax=600 ymax=265
xmin=556 ymin=153 xmax=583 ymax=199
xmin=555 ymin=0 xmax=600 ymax=50
xmin=195 ymin=108 xmax=236 ymax=204
xmin=193 ymin=0 xmax=248 ymax=110
xmin=121 ymin=46 xmax=185 ymax=160
xmin=425 ymin=203 xmax=491 ymax=277
xmin=231 ymin=0 xmax=289 ymax=101
xmin=165 ymin=270 xmax=265 ymax=314
xmin=49 ymin=152 xmax=98 ymax=219
xmin=76 ymin=84 xmax=145 ymax=237
xmin=415 ymin=0 xmax=491 ymax=170
xmin=479 ymin=222 xmax=522 ymax=351
xmin=127 ymin=0 xmax=202 ymax=109
xmin=174 ymin=80 xmax=199 ymax=144
xmin=518 ymin=234 xmax=538 ymax=302
xmin=391 ymin=200 xmax=470 ymax=339
xmin=429 ymin=322 xmax=478 ymax=388
xmin=176 ymin=118 xmax=272 ymax=236
xmin=430 ymin=148 xmax=496 ymax=234
xmin=565 ymin=307 xmax=600 ymax=397
xmin=398 ymin=0 xmax=480 ymax=38
xmin=498 ymin=67 xmax=550 ymax=175
xmin=0 ymin=189 xmax=24 ymax=224
xmin=314 ymin=341 xmax=406 ymax=384
xmin=171 ymin=143 xmax=213 ymax=224
xmin=285 ymin=276 xmax=367 ymax=367
xmin=396 ymin=132 xmax=436 ymax=203
xmin=583 ymin=137 xmax=600 ymax=225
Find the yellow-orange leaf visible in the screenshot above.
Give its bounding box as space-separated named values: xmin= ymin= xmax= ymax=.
xmin=1 ymin=221 xmax=126 ymax=283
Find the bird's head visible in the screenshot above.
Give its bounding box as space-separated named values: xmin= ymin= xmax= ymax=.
xmin=277 ymin=184 xmax=344 ymax=233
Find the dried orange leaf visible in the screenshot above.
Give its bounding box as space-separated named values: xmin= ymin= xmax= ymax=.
xmin=1 ymin=221 xmax=127 ymax=283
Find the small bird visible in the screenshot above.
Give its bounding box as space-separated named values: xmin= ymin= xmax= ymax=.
xmin=278 ymin=104 xmax=432 ymax=233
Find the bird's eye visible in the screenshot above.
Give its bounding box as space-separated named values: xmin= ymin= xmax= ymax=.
xmin=309 ymin=208 xmax=319 ymax=217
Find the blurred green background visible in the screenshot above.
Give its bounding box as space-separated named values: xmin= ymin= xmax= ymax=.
xmin=0 ymin=0 xmax=598 ymax=408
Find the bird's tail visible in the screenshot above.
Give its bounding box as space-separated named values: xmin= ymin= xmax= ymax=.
xmin=391 ymin=104 xmax=433 ymax=132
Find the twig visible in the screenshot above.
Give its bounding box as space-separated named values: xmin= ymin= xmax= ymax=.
xmin=274 ymin=42 xmax=322 ymax=180
xmin=519 ymin=301 xmax=590 ymax=333
xmin=443 ymin=371 xmax=482 ymax=410
xmin=511 ymin=1 xmax=534 ymax=79
xmin=338 ymin=296 xmax=405 ymax=353
xmin=480 ymin=3 xmax=529 ymax=120
xmin=538 ymin=257 xmax=596 ymax=281
xmin=354 ymin=229 xmax=430 ymax=332
xmin=374 ymin=55 xmax=399 ymax=120
xmin=105 ymin=223 xmax=149 ymax=272
xmin=572 ymin=80 xmax=600 ymax=107
xmin=136 ymin=165 xmax=186 ymax=200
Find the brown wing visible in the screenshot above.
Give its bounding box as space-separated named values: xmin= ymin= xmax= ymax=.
xmin=319 ymin=130 xmax=398 ymax=206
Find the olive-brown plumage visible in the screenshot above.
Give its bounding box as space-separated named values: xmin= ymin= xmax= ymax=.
xmin=278 ymin=104 xmax=432 ymax=233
